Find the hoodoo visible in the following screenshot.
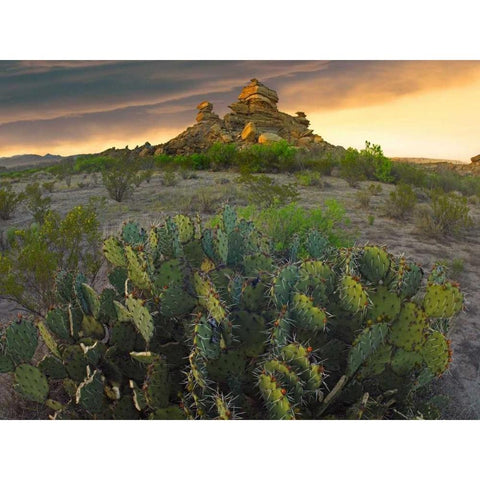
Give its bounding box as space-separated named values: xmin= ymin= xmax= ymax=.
xmin=154 ymin=78 xmax=345 ymax=157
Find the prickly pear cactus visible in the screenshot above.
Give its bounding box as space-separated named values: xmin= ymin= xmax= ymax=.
xmin=2 ymin=206 xmax=463 ymax=420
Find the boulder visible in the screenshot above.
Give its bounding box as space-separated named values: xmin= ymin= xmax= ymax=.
xmin=197 ymin=101 xmax=213 ymax=112
xmin=241 ymin=122 xmax=257 ymax=142
xmin=258 ymin=132 xmax=283 ymax=144
xmin=471 ymin=154 xmax=480 ymax=163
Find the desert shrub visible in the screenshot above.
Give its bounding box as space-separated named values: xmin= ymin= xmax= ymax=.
xmin=339 ymin=142 xmax=393 ymax=187
xmin=239 ymin=200 xmax=352 ymax=254
xmin=161 ymin=169 xmax=178 ymax=187
xmin=205 ymin=143 xmax=239 ymax=170
xmin=42 ymin=180 xmax=56 ymax=193
xmin=368 ymin=214 xmax=375 ymax=226
xmin=190 ymin=187 xmax=225 ymax=214
xmin=73 ymin=155 xmax=115 ymax=173
xmin=101 ymin=152 xmax=147 ymax=202
xmin=23 ymin=182 xmax=52 ymax=223
xmin=415 ymin=191 xmax=473 ymax=237
xmin=313 ymin=152 xmax=338 ymax=176
xmin=391 ymin=162 xmax=427 ymax=187
xmin=355 ymin=189 xmax=373 ymax=209
xmin=384 ymin=183 xmax=417 ymax=219
xmin=49 ymin=158 xmax=75 ymax=187
xmin=368 ymin=183 xmax=383 ymax=195
xmin=0 ymin=184 xmax=24 ymax=220
xmin=294 ymin=170 xmax=322 ymax=187
xmin=450 ymin=258 xmax=465 ymax=277
xmin=237 ymin=172 xmax=299 ymax=207
xmin=178 ymin=164 xmax=199 ymax=180
xmin=237 ymin=140 xmax=297 ymax=173
xmin=339 ymin=147 xmax=368 ymax=187
xmin=0 ymin=204 xmax=101 ymax=315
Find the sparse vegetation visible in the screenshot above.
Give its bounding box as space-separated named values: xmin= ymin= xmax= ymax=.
xmin=23 ymin=182 xmax=52 ymax=223
xmin=415 ymin=191 xmax=473 ymax=237
xmin=0 ymin=203 xmax=101 ymax=315
xmin=0 ymin=184 xmax=24 ymax=220
xmin=295 ymin=170 xmax=323 ymax=187
xmin=355 ymin=188 xmax=373 ymax=209
xmin=237 ymin=172 xmax=299 ymax=207
xmin=384 ymin=183 xmax=417 ymax=219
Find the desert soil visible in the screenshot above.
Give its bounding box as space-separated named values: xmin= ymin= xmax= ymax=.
xmin=1 ymin=169 xmax=479 ymax=419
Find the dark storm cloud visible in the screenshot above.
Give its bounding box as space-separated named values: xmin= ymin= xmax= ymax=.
xmin=0 ymin=60 xmax=479 ymax=155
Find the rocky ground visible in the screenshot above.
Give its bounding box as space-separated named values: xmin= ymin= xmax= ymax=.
xmin=1 ymin=169 xmax=479 ymax=419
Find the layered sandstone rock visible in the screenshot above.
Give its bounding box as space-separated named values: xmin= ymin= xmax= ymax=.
xmin=155 ymin=79 xmax=345 ymax=157
xmin=471 ymin=154 xmax=480 ymax=163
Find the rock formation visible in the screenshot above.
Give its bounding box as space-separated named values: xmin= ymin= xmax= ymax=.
xmin=154 ymin=78 xmax=345 ymax=157
xmin=471 ymin=154 xmax=480 ymax=164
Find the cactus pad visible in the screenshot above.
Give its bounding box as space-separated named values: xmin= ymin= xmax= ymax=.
xmin=5 ymin=319 xmax=38 ymax=364
xmin=76 ymin=369 xmax=105 ymax=413
xmin=14 ymin=364 xmax=49 ymax=403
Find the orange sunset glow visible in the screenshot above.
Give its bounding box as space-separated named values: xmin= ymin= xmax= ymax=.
xmin=0 ymin=60 xmax=479 ymax=161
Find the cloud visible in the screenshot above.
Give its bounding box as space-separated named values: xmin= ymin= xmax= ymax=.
xmin=0 ymin=60 xmax=479 ymax=157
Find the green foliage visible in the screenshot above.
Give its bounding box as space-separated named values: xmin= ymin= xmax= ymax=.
xmin=384 ymin=183 xmax=417 ymax=219
xmin=0 ymin=184 xmax=24 ymax=220
xmin=205 ymin=143 xmax=239 ymax=170
xmin=1 ymin=206 xmax=462 ymax=420
xmin=0 ymin=204 xmax=101 ymax=315
xmin=237 ymin=140 xmax=297 ymax=173
xmin=238 ymin=200 xmax=352 ymax=254
xmin=294 ymin=170 xmax=322 ymax=187
xmin=415 ymin=190 xmax=473 ymax=237
xmin=24 ymin=182 xmax=52 ymax=223
xmin=101 ymin=152 xmax=148 ymax=202
xmin=339 ymin=141 xmax=393 ymax=186
xmin=237 ymin=173 xmax=299 ymax=207
xmin=368 ymin=214 xmax=375 ymax=226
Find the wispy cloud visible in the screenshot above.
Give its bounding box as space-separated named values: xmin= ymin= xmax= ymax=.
xmin=0 ymin=60 xmax=479 ymax=157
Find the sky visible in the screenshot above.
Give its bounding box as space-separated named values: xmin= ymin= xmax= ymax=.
xmin=0 ymin=60 xmax=479 ymax=161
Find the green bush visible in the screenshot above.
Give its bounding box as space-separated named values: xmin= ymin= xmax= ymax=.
xmin=205 ymin=143 xmax=239 ymax=170
xmin=415 ymin=191 xmax=473 ymax=237
xmin=101 ymin=152 xmax=147 ymax=202
xmin=339 ymin=148 xmax=368 ymax=187
xmin=237 ymin=173 xmax=299 ymax=207
xmin=384 ymin=184 xmax=417 ymax=219
xmin=239 ymin=200 xmax=352 ymax=254
xmin=340 ymin=142 xmax=393 ymax=186
xmin=0 ymin=184 xmax=24 ymax=220
xmin=0 ymin=204 xmax=101 ymax=315
xmin=391 ymin=162 xmax=427 ymax=187
xmin=24 ymin=182 xmax=52 ymax=223
xmin=294 ymin=170 xmax=322 ymax=187
xmin=237 ymin=140 xmax=297 ymax=173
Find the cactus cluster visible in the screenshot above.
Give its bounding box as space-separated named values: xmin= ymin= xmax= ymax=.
xmin=0 ymin=207 xmax=463 ymax=419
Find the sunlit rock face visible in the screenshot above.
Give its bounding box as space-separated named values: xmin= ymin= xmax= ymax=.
xmin=471 ymin=154 xmax=480 ymax=164
xmin=156 ymin=78 xmax=345 ymax=156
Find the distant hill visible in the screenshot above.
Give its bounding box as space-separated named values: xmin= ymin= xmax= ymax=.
xmin=0 ymin=153 xmax=83 ymax=171
xmin=391 ymin=157 xmax=468 ymax=165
